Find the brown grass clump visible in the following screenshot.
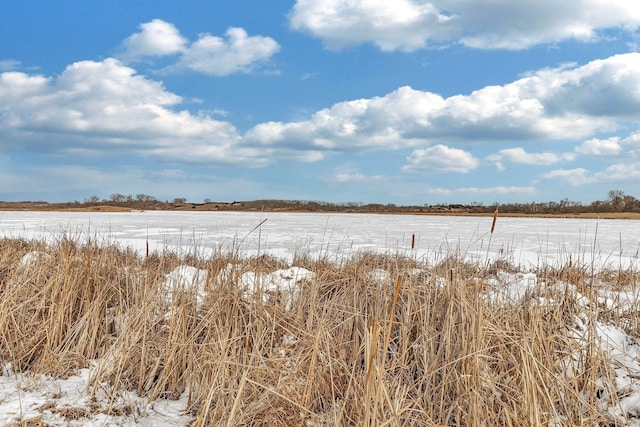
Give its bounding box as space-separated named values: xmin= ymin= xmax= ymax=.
xmin=1 ymin=236 xmax=638 ymax=425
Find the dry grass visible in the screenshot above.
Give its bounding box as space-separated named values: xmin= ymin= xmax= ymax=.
xmin=1 ymin=236 xmax=638 ymax=426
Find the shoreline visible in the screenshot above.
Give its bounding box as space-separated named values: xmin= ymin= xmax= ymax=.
xmin=1 ymin=204 xmax=640 ymax=220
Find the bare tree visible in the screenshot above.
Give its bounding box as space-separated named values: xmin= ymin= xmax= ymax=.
xmin=84 ymin=195 xmax=100 ymax=205
xmin=608 ymin=190 xmax=625 ymax=212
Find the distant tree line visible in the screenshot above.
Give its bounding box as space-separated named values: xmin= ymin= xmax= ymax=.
xmin=82 ymin=193 xmax=187 ymax=209
xmin=219 ymin=190 xmax=640 ymax=214
xmin=2 ymin=190 xmax=638 ymax=215
xmin=487 ymin=190 xmax=640 ymax=215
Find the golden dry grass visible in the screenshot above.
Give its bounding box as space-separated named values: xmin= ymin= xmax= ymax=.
xmin=0 ymin=236 xmax=638 ymax=426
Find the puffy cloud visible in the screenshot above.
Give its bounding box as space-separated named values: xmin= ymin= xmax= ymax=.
xmin=594 ymin=162 xmax=640 ymax=181
xmin=487 ymin=147 xmax=575 ymax=170
xmin=178 ymin=27 xmax=280 ymax=76
xmin=453 ymin=0 xmax=640 ymax=49
xmin=0 ymin=58 xmax=330 ymax=167
xmin=541 ymin=54 xmax=640 ymax=119
xmin=0 ymin=59 xmax=254 ymax=164
xmin=290 ymin=0 xmax=451 ymax=51
xmin=543 ymin=168 xmax=591 ymax=186
xmin=2 ymin=59 xmax=184 ymax=134
xmin=402 ymin=145 xmax=479 ymax=173
xmin=245 ymin=54 xmax=640 ymax=155
xmin=576 ymin=137 xmax=623 ymax=156
xmin=0 ymin=71 xmax=50 ymax=102
xmin=289 ymin=0 xmax=640 ymax=51
xmin=623 ymin=132 xmax=640 ymax=157
xmin=120 ymin=19 xmax=187 ymax=60
xmin=576 ymin=131 xmax=640 ymax=157
xmin=119 ymin=20 xmax=280 ymax=76
xmin=5 ymin=52 xmax=640 ymax=171
xmin=545 ymin=163 xmax=640 ymax=186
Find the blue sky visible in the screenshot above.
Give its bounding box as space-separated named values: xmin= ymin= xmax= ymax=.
xmin=2 ymin=1 xmax=640 ymax=205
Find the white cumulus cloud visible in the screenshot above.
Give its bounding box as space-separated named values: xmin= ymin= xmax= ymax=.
xmin=402 ymin=145 xmax=479 ymax=173
xmin=0 ymin=59 xmax=258 ymax=164
xmin=290 ymin=0 xmax=451 ymax=51
xmin=576 ymin=131 xmax=640 ymax=158
xmin=5 ymin=52 xmax=640 ymax=173
xmin=120 ymin=19 xmax=187 ymax=60
xmin=119 ymin=20 xmax=280 ymax=76
xmin=543 ymin=168 xmax=591 ymax=186
xmin=487 ymin=147 xmax=575 ymax=170
xmin=178 ymin=27 xmax=280 ymax=76
xmin=576 ymin=137 xmax=623 ymax=156
xmin=545 ymin=162 xmax=640 ymax=186
xmin=245 ymin=53 xmax=640 ymax=156
xmin=594 ymin=162 xmax=640 ymax=182
xmin=289 ymin=0 xmax=640 ymax=51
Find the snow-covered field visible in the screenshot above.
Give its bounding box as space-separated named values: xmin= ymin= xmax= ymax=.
xmin=1 ymin=210 xmax=639 ymax=270
xmin=1 ymin=211 xmax=640 ymax=425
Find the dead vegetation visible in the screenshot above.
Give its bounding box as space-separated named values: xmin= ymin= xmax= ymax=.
xmin=1 ymin=235 xmax=639 ymax=426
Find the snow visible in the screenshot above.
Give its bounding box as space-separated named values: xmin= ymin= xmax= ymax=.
xmin=0 ymin=364 xmax=192 ymax=426
xmin=563 ymin=317 xmax=640 ymax=424
xmin=218 ymin=264 xmax=315 ymax=310
xmin=163 ymin=265 xmax=208 ymax=308
xmin=0 ymin=211 xmax=638 ymax=270
xmin=160 ymin=263 xmax=315 ymax=311
xmin=481 ymin=268 xmax=640 ymax=424
xmin=18 ymin=251 xmax=50 ymax=268
xmin=484 ymin=271 xmax=539 ymax=304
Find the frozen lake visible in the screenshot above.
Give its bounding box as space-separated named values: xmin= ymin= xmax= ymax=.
xmin=0 ymin=211 xmax=639 ymax=270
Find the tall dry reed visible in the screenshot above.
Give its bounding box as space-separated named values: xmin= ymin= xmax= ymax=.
xmin=0 ymin=235 xmax=636 ymax=426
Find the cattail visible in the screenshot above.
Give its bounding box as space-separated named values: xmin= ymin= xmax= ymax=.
xmin=491 ymin=207 xmax=499 ymax=234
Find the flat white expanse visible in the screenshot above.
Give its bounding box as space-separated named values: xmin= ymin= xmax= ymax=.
xmin=1 ymin=211 xmax=639 ymax=269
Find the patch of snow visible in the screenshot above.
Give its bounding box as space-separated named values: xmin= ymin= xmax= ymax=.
xmin=598 ymin=286 xmax=640 ymax=313
xmin=434 ymin=276 xmax=447 ymax=288
xmin=238 ymin=266 xmax=315 ymax=310
xmin=594 ymin=323 xmax=640 ymax=423
xmin=0 ymin=363 xmax=193 ymax=426
xmin=163 ymin=265 xmax=208 ymax=308
xmin=18 ymin=251 xmax=50 ymax=268
xmin=567 ymin=314 xmax=640 ymax=424
xmin=485 ymin=271 xmax=539 ymax=304
xmin=366 ymin=268 xmax=391 ymax=285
